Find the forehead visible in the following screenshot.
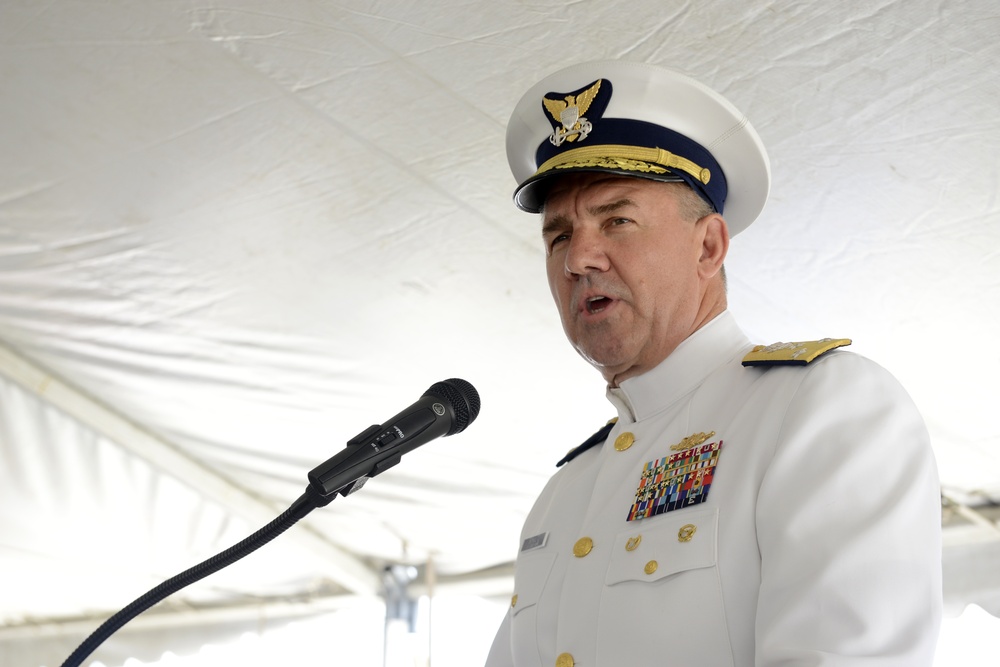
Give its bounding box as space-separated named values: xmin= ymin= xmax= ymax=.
xmin=541 ymin=173 xmax=672 ymax=217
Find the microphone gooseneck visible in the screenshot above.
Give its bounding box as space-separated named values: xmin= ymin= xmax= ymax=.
xmin=60 ymin=378 xmax=480 ymax=667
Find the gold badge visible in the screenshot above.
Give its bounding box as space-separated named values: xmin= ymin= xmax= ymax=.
xmin=543 ymin=79 xmax=602 ymax=146
xmin=670 ymin=431 xmax=716 ymax=452
xmin=678 ymin=524 xmax=697 ymax=542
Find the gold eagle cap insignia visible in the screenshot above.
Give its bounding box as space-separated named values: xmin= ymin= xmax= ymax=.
xmin=543 ymin=79 xmax=603 ymax=145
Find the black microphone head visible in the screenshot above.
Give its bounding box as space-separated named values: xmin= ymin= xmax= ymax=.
xmin=425 ymin=378 xmax=481 ymax=435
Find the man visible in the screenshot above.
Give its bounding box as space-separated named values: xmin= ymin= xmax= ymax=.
xmin=486 ymin=61 xmax=942 ymax=666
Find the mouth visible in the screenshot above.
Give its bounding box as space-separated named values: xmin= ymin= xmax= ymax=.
xmin=584 ymin=295 xmax=614 ymax=315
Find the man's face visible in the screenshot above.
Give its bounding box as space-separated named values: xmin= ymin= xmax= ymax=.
xmin=541 ymin=173 xmax=719 ymax=384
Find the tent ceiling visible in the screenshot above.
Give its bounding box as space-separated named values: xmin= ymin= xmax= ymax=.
xmin=1 ymin=0 xmax=998 ymax=661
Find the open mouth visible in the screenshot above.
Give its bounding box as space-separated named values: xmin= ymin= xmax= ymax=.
xmin=585 ymin=296 xmax=613 ymax=314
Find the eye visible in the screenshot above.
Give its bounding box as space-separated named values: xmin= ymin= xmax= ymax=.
xmin=546 ymin=231 xmax=570 ymax=251
xmin=608 ymin=216 xmax=633 ymax=227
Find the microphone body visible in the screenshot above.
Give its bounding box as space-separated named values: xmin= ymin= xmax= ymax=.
xmin=308 ymin=378 xmax=480 ymax=497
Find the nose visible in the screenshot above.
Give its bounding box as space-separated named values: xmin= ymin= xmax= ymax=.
xmin=563 ymin=227 xmax=610 ymax=277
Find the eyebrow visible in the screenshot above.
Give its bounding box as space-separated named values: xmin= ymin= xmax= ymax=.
xmin=541 ymin=198 xmax=637 ymax=236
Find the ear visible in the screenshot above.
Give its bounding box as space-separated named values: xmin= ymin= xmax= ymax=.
xmin=697 ymin=213 xmax=730 ymax=280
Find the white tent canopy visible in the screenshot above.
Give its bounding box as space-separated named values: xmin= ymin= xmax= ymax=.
xmin=1 ymin=1 xmax=998 ymax=665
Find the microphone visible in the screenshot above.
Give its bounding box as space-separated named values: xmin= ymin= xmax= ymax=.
xmin=308 ymin=378 xmax=481 ymax=497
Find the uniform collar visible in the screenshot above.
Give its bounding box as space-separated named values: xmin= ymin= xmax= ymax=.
xmin=606 ymin=310 xmax=750 ymax=423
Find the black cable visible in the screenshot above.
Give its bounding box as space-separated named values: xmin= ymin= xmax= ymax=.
xmin=61 ymin=484 xmax=333 ymax=667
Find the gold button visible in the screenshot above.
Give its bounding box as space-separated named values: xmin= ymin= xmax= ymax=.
xmin=678 ymin=523 xmax=697 ymax=542
xmin=511 ymin=594 xmax=518 ymax=608
xmin=556 ymin=653 xmax=575 ymax=667
xmin=614 ymin=431 xmax=635 ymax=451
xmin=644 ymin=560 xmax=658 ymax=575
xmin=573 ymin=537 xmax=594 ymax=557
xmin=625 ymin=535 xmax=642 ymax=551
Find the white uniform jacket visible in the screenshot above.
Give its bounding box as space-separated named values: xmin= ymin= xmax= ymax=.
xmin=486 ymin=311 xmax=942 ymax=666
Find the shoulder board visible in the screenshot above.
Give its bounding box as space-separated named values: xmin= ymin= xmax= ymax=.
xmin=556 ymin=418 xmax=617 ymax=467
xmin=742 ymin=338 xmax=852 ymax=367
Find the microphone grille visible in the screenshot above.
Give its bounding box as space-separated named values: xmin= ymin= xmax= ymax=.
xmin=426 ymin=378 xmax=481 ymax=435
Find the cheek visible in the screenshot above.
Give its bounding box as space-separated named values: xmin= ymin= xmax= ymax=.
xmin=546 ymin=262 xmax=566 ymax=305
xmin=636 ymin=260 xmax=687 ymax=312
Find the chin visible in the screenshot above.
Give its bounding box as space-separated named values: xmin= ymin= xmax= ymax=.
xmin=576 ymin=346 xmax=630 ymax=376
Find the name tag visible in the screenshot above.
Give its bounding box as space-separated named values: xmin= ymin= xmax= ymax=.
xmin=521 ymin=532 xmax=548 ymax=552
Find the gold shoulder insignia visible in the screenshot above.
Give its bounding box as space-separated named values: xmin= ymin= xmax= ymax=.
xmin=742 ymin=338 xmax=852 ymax=367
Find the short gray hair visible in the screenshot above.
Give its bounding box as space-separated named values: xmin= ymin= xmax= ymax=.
xmin=664 ymin=182 xmax=715 ymax=222
xmin=664 ymin=182 xmax=727 ymax=291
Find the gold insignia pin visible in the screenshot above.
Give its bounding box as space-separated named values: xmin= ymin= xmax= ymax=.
xmin=543 ymin=79 xmax=602 ymax=146
xmin=670 ymin=431 xmax=716 ymax=452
